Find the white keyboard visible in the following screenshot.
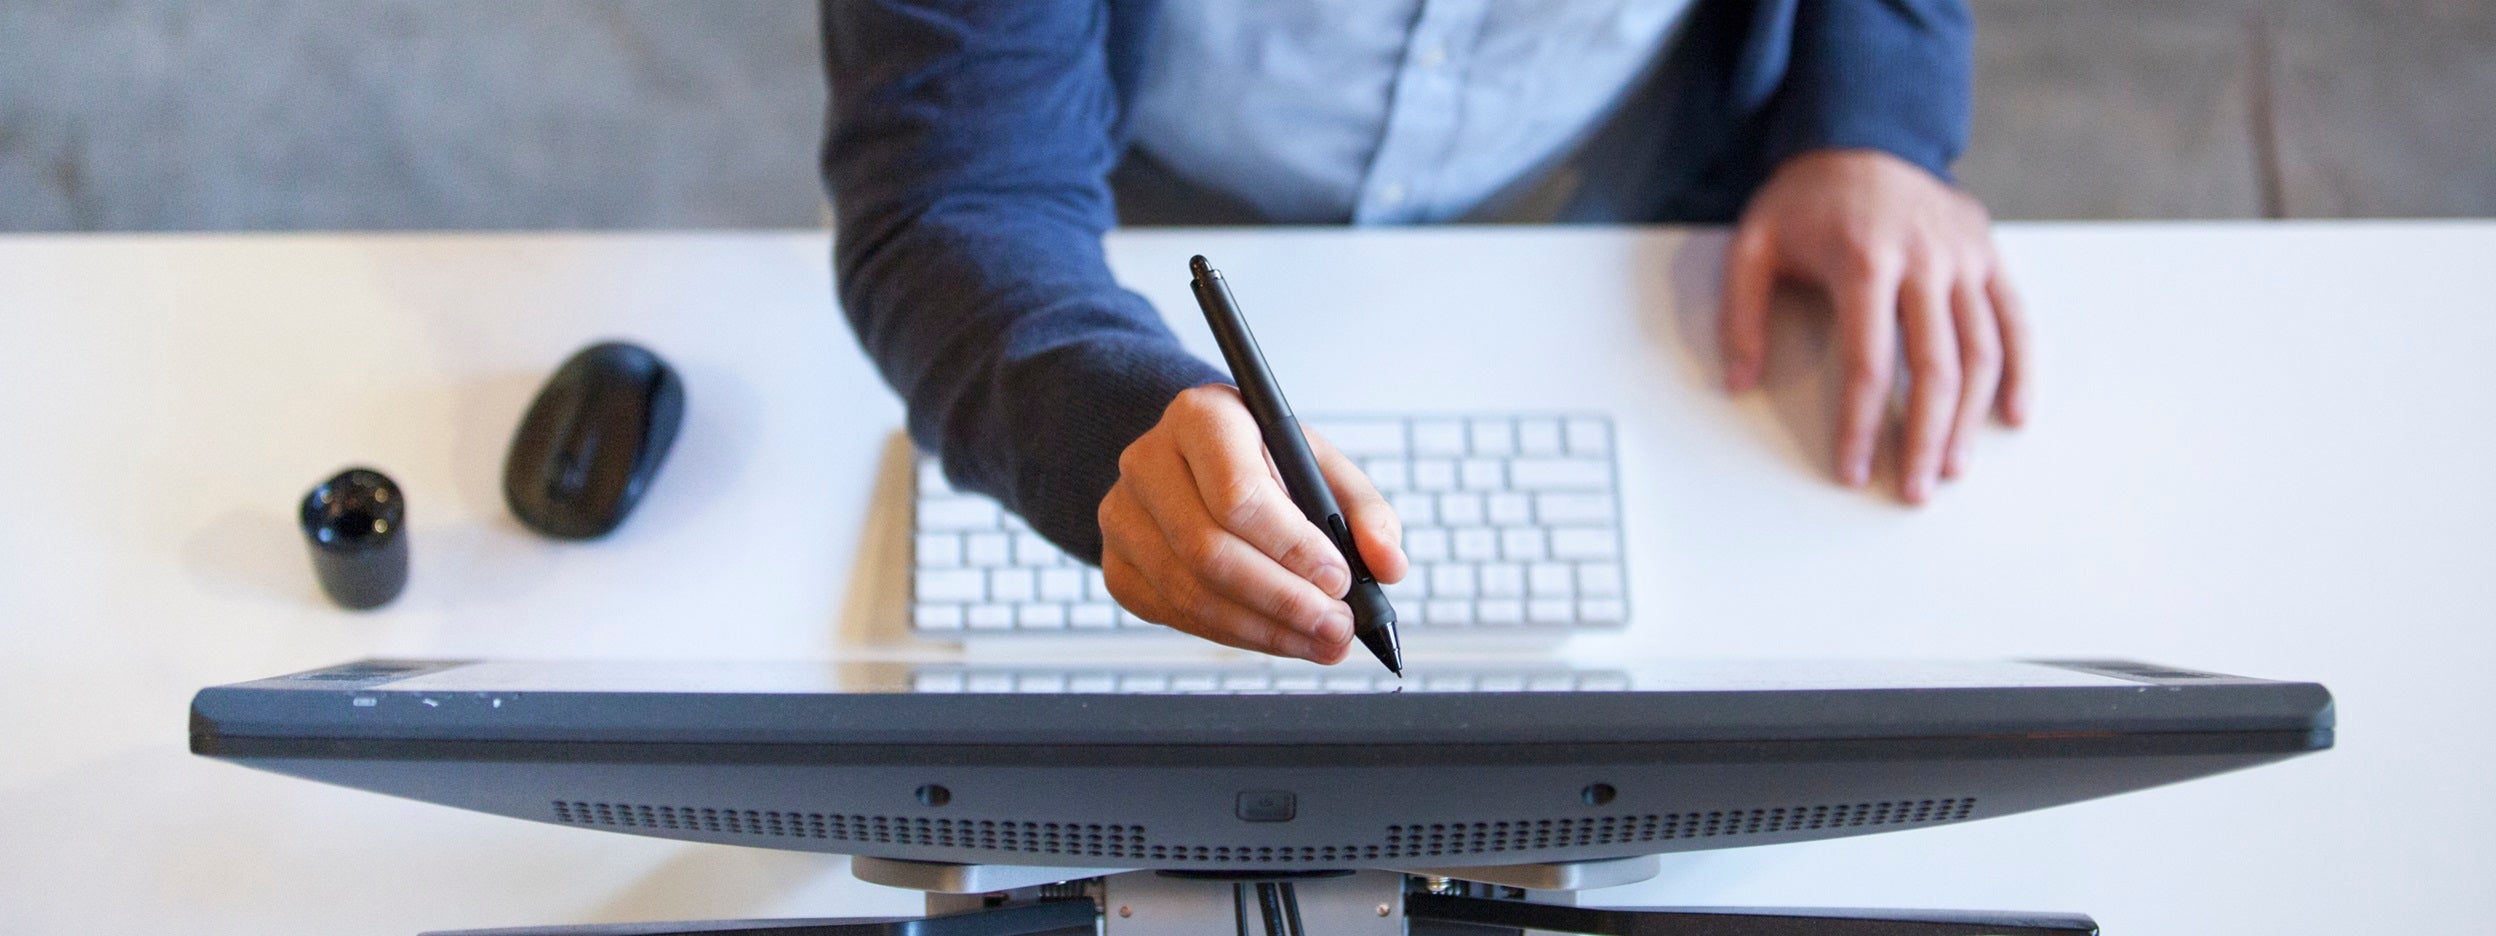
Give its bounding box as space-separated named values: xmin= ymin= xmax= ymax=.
xmin=911 ymin=413 xmax=1628 ymax=636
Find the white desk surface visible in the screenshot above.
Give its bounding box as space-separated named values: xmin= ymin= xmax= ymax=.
xmin=2 ymin=223 xmax=2490 ymax=934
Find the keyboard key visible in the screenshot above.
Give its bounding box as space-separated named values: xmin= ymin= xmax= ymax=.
xmin=913 ymin=604 xmax=964 ymax=630
xmin=1500 ymin=528 xmax=1547 ymax=561
xmin=1390 ymin=491 xmax=1437 ymax=526
xmin=1404 ymin=527 xmax=1451 ymax=563
xmin=989 ymin=568 xmax=1037 ymax=603
xmin=1550 ymin=528 xmax=1621 ymax=560
xmin=919 ymin=497 xmax=1001 ymax=530
xmin=1516 ymin=418 xmax=1563 ymax=455
xmin=1459 ymin=458 xmax=1505 ymax=490
xmin=1084 ymin=567 xmax=1112 ymax=601
xmin=1425 ymin=599 xmax=1474 ymax=625
xmin=1468 ymin=418 xmax=1516 ymax=456
xmin=1116 ymin=607 xmax=1151 ymax=629
xmin=1363 ymin=458 xmax=1410 ymax=492
xmin=1529 ymin=563 xmax=1574 ymax=597
xmin=1016 ymin=671 xmax=1067 ymax=692
xmin=1017 ymin=603 xmax=1067 ymax=629
xmin=1430 ymin=564 xmax=1477 ymax=598
xmin=1479 ymin=563 xmax=1526 ymax=598
xmin=1070 ymin=603 xmax=1117 ymax=629
xmin=1381 ymin=578 xmax=1423 ymax=609
xmin=1000 ymin=512 xmax=1029 ymax=532
xmin=1529 ymin=598 xmax=1576 ymax=624
xmin=1413 ymin=420 xmax=1467 ymax=456
xmin=1312 ymin=419 xmax=1407 ymax=456
xmin=1439 ymin=492 xmax=1485 ymax=526
xmin=1412 ymin=459 xmax=1457 ymax=491
xmin=917 ymin=459 xmax=952 ymax=493
xmin=1172 ymin=672 xmax=1222 ymax=693
xmin=1476 ymin=599 xmax=1525 ymax=625
xmin=965 ymin=532 xmax=1011 ymax=567
xmin=916 ymin=569 xmax=986 ymax=603
xmin=1119 ymin=673 xmax=1172 ymax=693
xmin=1039 ymin=568 xmax=1085 ymax=602
xmin=967 ymin=604 xmax=1016 ymax=630
xmin=1487 ymin=493 xmax=1531 ymax=525
xmin=1013 ymin=532 xmax=1061 ymax=566
xmin=1579 ymin=671 xmax=1632 ymax=691
xmin=915 ymin=670 xmax=965 ymax=692
xmin=916 ymin=533 xmax=963 ymax=568
xmin=1565 ymin=417 xmax=1612 ymax=455
xmin=1578 ymin=598 xmax=1627 ymax=625
xmin=1454 ymin=528 xmax=1500 ymax=561
xmin=1067 ymin=672 xmax=1120 ymax=693
xmin=1509 ymin=458 xmax=1610 ymax=490
xmin=1578 ymin=562 xmax=1624 ymax=598
xmin=1535 ymin=493 xmax=1614 ymax=524
xmin=1421 ymin=673 xmax=1477 ymax=692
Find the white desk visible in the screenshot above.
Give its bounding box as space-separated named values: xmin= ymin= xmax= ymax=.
xmin=2 ymin=224 xmax=2490 ymax=934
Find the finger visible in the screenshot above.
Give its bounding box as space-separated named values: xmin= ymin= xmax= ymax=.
xmin=1111 ymin=511 xmax=1350 ymax=664
xmin=1125 ymin=439 xmax=1354 ymax=643
xmin=1943 ymin=272 xmax=2003 ymax=480
xmin=1167 ymin=386 xmax=1353 ymax=597
xmin=1833 ymin=266 xmax=1902 ymax=488
xmin=1988 ymin=270 xmax=2033 ymax=427
xmin=1719 ymin=225 xmax=1777 ymax=392
xmin=1896 ymin=271 xmax=1960 ymax=505
xmin=1306 ymin=428 xmax=1407 ymax=585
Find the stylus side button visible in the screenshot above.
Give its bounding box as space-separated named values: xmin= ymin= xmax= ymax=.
xmin=1235 ymin=790 xmax=1297 ymax=823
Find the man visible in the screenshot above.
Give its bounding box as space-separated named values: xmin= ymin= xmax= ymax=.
xmin=823 ymin=1 xmax=2030 ymax=665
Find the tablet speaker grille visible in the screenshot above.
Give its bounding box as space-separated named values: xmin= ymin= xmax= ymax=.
xmin=550 ymin=801 xmax=1148 ymax=859
xmin=549 ymin=797 xmax=1974 ymax=863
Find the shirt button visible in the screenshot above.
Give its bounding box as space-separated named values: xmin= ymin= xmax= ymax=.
xmin=1415 ymin=44 xmax=1448 ymax=69
xmin=1378 ymin=182 xmax=1408 ymax=206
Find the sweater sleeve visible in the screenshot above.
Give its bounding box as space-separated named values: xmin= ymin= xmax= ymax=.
xmin=1758 ymin=0 xmax=1975 ymax=181
xmin=821 ymin=0 xmax=1226 ymax=564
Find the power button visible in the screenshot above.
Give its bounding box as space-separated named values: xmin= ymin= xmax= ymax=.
xmin=1235 ymin=790 xmax=1296 ymax=822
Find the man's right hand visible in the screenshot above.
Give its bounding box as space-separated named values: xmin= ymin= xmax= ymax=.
xmin=1098 ymin=384 xmax=1407 ymax=663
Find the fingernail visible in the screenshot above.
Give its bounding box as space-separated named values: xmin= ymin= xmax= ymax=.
xmin=1905 ymin=474 xmax=1930 ymax=504
xmin=1311 ymin=606 xmax=1354 ymax=643
xmin=1842 ymin=462 xmax=1869 ymax=487
xmin=1314 ymin=564 xmax=1350 ymax=599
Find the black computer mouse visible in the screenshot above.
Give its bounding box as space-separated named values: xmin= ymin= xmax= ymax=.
xmin=503 ymin=341 xmax=684 ymax=539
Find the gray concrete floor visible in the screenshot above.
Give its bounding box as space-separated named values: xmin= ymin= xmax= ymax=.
xmin=1 ymin=0 xmax=2489 ymax=231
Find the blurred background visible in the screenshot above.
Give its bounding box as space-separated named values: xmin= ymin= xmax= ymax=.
xmin=2 ymin=0 xmax=2490 ymax=232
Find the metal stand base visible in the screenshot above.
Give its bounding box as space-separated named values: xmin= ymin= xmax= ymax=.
xmin=418 ymin=858 xmax=2098 ymax=936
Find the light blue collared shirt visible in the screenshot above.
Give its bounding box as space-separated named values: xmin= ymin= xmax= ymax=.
xmin=1131 ymin=0 xmax=1694 ymax=224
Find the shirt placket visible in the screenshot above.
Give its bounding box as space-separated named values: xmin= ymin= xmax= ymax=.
xmin=1353 ymin=0 xmax=1489 ymax=224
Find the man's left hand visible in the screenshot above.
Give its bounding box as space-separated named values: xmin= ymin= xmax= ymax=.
xmin=1719 ymin=148 xmax=2032 ymax=504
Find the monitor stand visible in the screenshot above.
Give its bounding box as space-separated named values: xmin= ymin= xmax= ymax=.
xmin=418 ymin=856 xmax=2099 ymax=936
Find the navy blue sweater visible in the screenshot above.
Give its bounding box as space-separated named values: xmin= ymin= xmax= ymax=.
xmin=821 ymin=0 xmax=1972 ymax=563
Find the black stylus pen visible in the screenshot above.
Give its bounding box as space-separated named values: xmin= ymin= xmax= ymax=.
xmin=1188 ymin=255 xmax=1403 ymax=675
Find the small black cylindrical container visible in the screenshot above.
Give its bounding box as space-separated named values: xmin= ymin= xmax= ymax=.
xmin=299 ymin=467 xmax=408 ymax=610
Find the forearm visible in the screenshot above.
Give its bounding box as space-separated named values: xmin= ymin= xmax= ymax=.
xmin=823 ymin=0 xmax=1222 ymax=562
xmin=1761 ymin=0 xmax=1974 ymax=180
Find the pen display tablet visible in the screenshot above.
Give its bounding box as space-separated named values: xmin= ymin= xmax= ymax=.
xmin=191 ymin=658 xmax=2332 ymax=871
xmin=233 ymin=658 xmax=2155 ymax=695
